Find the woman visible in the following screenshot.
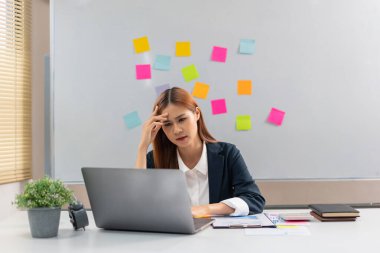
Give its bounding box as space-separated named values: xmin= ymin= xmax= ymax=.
xmin=135 ymin=87 xmax=265 ymax=217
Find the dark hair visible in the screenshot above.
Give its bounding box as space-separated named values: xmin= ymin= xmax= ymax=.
xmin=152 ymin=87 xmax=216 ymax=169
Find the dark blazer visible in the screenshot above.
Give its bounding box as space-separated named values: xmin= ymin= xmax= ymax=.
xmin=146 ymin=142 xmax=265 ymax=214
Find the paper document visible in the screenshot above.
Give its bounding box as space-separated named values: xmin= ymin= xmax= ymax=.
xmin=212 ymin=213 xmax=276 ymax=228
xmin=245 ymin=226 xmax=311 ymax=236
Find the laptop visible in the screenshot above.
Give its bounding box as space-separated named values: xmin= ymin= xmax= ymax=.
xmin=82 ymin=167 xmax=214 ymax=234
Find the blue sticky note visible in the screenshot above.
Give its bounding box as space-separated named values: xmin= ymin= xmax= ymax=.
xmin=123 ymin=111 xmax=141 ymax=129
xmin=155 ymin=84 xmax=170 ymax=96
xmin=153 ymin=55 xmax=171 ymax=71
xmin=239 ymin=39 xmax=256 ymax=54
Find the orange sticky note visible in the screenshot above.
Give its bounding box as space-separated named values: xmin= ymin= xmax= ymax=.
xmin=176 ymin=41 xmax=191 ymax=56
xmin=237 ymin=80 xmax=252 ymax=95
xmin=192 ymin=82 xmax=210 ymax=99
xmin=133 ymin=36 xmax=150 ymax=53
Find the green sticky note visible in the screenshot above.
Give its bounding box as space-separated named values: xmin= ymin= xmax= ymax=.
xmin=182 ymin=64 xmax=199 ymax=82
xmin=236 ymin=115 xmax=251 ymax=131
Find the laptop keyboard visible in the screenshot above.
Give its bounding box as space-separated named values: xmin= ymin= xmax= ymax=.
xmin=193 ymin=217 xmax=213 ymax=230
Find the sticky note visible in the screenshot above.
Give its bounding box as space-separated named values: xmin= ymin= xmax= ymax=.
xmin=176 ymin=42 xmax=191 ymax=56
xmin=123 ymin=111 xmax=141 ymax=129
xmin=267 ymin=108 xmax=286 ymax=126
xmin=133 ymin=36 xmax=150 ymax=53
xmin=239 ymin=39 xmax=256 ymax=54
xmin=135 ymin=64 xmax=151 ymax=80
xmin=211 ymin=46 xmax=227 ymax=62
xmin=155 ymin=84 xmax=170 ymax=96
xmin=277 ymin=225 xmax=298 ymax=229
xmin=237 ymin=80 xmax=252 ymax=95
xmin=153 ymin=55 xmax=171 ymax=71
xmin=192 ymin=82 xmax=210 ymax=99
xmin=211 ymin=99 xmax=227 ymax=115
xmin=236 ymin=115 xmax=251 ymax=131
xmin=182 ymin=64 xmax=199 ymax=82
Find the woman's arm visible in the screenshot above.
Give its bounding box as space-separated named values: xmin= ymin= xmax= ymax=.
xmin=135 ymin=145 xmax=149 ymax=168
xmin=134 ymin=106 xmax=167 ymax=168
xmin=191 ymin=203 xmax=235 ymax=217
xmin=228 ymin=146 xmax=266 ymax=214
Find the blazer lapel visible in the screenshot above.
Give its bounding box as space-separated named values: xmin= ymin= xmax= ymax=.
xmin=206 ymin=143 xmax=224 ymax=203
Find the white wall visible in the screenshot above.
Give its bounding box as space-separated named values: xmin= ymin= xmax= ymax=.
xmin=53 ymin=0 xmax=380 ymax=181
xmin=0 ymin=0 xmax=49 ymax=221
xmin=0 ymin=182 xmax=25 ymax=220
xmin=53 ymin=0 xmax=380 ymax=206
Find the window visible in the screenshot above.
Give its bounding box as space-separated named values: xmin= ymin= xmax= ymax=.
xmin=0 ymin=0 xmax=31 ymax=184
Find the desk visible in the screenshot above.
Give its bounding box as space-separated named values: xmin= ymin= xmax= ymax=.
xmin=0 ymin=209 xmax=379 ymax=253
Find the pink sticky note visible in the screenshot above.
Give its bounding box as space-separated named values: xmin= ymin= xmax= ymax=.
xmin=136 ymin=64 xmax=151 ymax=80
xmin=211 ymin=99 xmax=227 ymax=115
xmin=267 ymin=108 xmax=285 ymax=126
xmin=211 ymin=46 xmax=227 ymax=62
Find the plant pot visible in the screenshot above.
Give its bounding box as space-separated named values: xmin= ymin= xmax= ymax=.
xmin=27 ymin=207 xmax=61 ymax=238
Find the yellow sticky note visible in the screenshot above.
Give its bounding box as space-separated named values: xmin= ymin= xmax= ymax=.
xmin=277 ymin=225 xmax=298 ymax=229
xmin=237 ymin=80 xmax=252 ymax=95
xmin=192 ymin=82 xmax=210 ymax=99
xmin=176 ymin=41 xmax=191 ymax=56
xmin=236 ymin=115 xmax=251 ymax=131
xmin=133 ymin=36 xmax=150 ymax=53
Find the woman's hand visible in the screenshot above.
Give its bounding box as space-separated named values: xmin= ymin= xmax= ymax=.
xmin=192 ymin=203 xmax=235 ymax=217
xmin=138 ymin=106 xmax=168 ymax=151
xmin=191 ymin=205 xmax=211 ymax=218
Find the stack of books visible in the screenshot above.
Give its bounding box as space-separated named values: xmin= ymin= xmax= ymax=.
xmin=309 ymin=204 xmax=360 ymax=222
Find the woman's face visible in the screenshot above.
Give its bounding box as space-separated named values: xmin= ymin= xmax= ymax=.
xmin=160 ymin=104 xmax=201 ymax=148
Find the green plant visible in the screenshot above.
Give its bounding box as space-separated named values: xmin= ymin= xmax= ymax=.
xmin=14 ymin=177 xmax=74 ymax=209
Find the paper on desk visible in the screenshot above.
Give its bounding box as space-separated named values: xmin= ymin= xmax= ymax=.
xmin=245 ymin=226 xmax=311 ymax=236
xmin=212 ymin=213 xmax=275 ymax=228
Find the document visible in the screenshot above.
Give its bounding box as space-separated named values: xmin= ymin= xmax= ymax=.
xmin=245 ymin=226 xmax=311 ymax=236
xmin=212 ymin=213 xmax=276 ymax=228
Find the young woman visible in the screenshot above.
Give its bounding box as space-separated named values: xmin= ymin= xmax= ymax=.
xmin=135 ymin=87 xmax=265 ymax=217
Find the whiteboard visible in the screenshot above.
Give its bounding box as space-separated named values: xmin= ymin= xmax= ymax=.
xmin=51 ymin=0 xmax=380 ymax=182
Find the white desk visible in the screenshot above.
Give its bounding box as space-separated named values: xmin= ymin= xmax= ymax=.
xmin=0 ymin=209 xmax=379 ymax=253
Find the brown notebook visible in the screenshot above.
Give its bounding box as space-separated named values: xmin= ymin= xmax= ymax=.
xmin=309 ymin=204 xmax=360 ymax=218
xmin=310 ymin=211 xmax=357 ymax=222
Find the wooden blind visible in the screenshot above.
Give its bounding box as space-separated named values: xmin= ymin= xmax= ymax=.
xmin=0 ymin=0 xmax=31 ymax=184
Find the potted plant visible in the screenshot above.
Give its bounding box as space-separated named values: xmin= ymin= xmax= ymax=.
xmin=14 ymin=176 xmax=74 ymax=238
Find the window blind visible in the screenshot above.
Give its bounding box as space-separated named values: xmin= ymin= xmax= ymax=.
xmin=0 ymin=0 xmax=31 ymax=184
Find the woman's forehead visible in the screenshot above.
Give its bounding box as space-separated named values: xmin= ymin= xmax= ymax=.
xmin=161 ymin=104 xmax=193 ymax=118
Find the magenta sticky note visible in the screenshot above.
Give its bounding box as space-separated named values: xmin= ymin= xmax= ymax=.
xmin=211 ymin=46 xmax=227 ymax=62
xmin=211 ymin=99 xmax=227 ymax=115
xmin=136 ymin=64 xmax=151 ymax=80
xmin=267 ymin=108 xmax=286 ymax=126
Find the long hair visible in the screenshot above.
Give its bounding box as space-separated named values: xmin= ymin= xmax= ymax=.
xmin=152 ymin=87 xmax=216 ymax=169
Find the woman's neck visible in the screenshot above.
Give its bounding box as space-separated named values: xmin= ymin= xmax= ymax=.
xmin=178 ymin=137 xmax=203 ymax=169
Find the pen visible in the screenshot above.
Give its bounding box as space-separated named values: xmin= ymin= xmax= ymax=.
xmin=229 ymin=224 xmax=262 ymax=228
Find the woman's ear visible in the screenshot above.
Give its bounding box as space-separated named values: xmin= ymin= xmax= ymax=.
xmin=195 ymin=107 xmax=201 ymax=121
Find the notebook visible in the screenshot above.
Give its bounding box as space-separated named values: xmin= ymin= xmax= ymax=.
xmin=82 ymin=167 xmax=214 ymax=234
xmin=309 ymin=204 xmax=360 ymax=218
xmin=310 ymin=211 xmax=357 ymax=222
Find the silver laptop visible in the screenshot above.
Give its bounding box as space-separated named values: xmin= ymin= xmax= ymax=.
xmin=82 ymin=167 xmax=214 ymax=234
